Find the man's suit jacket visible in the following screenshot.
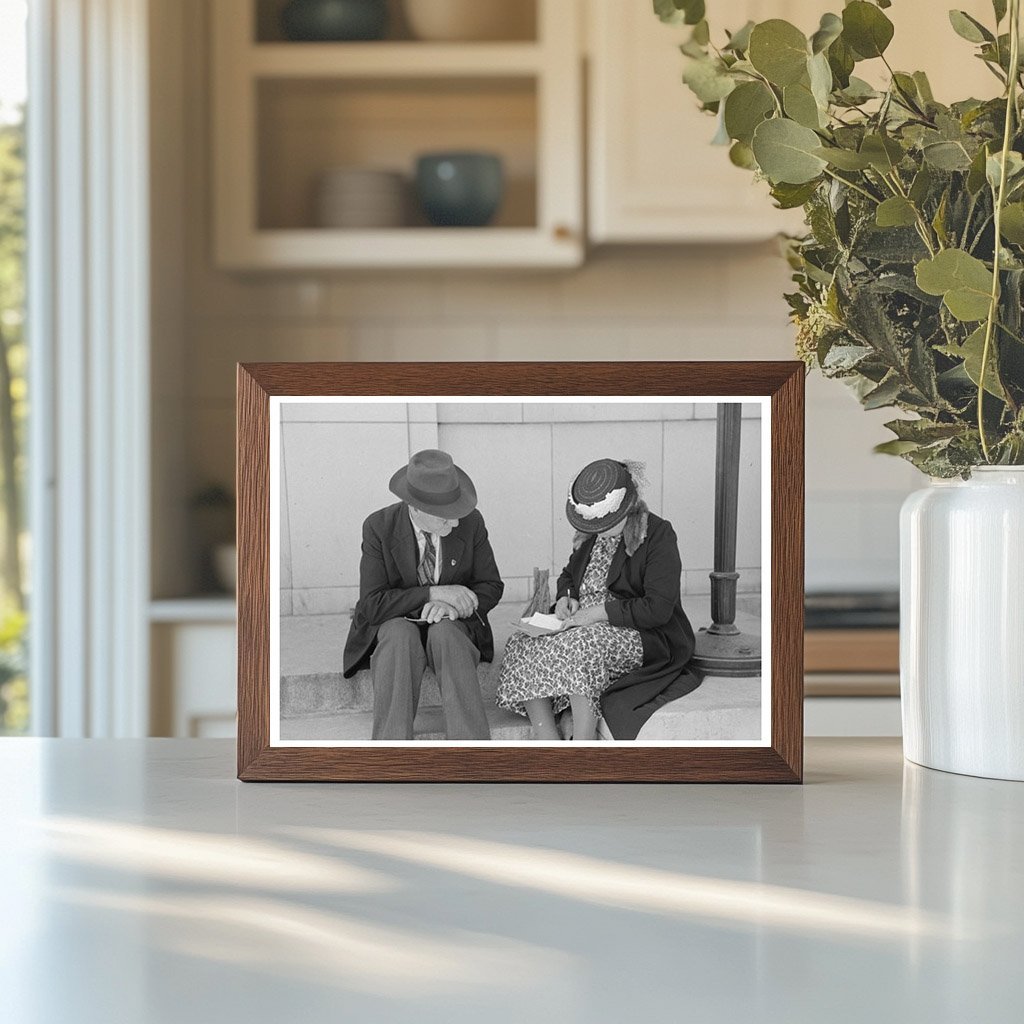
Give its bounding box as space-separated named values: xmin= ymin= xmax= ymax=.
xmin=343 ymin=502 xmax=504 ymax=677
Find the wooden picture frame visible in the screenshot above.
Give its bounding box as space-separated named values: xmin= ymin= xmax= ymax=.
xmin=237 ymin=362 xmax=804 ymax=782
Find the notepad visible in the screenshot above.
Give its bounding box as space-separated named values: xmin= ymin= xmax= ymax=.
xmin=515 ymin=612 xmax=566 ymax=637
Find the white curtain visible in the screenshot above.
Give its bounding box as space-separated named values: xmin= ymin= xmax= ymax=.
xmin=28 ymin=0 xmax=150 ymax=736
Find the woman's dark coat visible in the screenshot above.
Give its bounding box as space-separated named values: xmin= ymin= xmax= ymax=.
xmin=555 ymin=512 xmax=700 ymax=739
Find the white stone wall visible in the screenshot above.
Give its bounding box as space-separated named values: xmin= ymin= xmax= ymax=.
xmin=279 ymin=401 xmax=762 ymax=617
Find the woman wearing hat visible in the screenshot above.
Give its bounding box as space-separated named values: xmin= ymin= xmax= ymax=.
xmin=496 ymin=459 xmax=700 ymax=740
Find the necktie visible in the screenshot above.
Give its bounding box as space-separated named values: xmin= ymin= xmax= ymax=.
xmin=418 ymin=532 xmax=436 ymax=585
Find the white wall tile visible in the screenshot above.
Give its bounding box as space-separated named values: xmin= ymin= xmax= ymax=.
xmin=408 ymin=422 xmax=440 ymax=452
xmin=326 ymin=275 xmax=445 ymax=320
xmin=439 ymin=422 xmax=554 ymax=583
xmin=351 ymin=323 xmax=496 ymax=361
xmin=408 ymin=402 xmax=438 ymax=422
xmin=283 ymin=421 xmax=409 ymax=592
xmin=523 ymin=402 xmax=690 ymax=422
xmin=442 ymin=272 xmax=561 ymax=320
xmin=280 ymin=426 xmax=292 ymax=589
xmin=558 ymin=251 xmax=725 ymax=320
xmin=437 ymin=403 xmax=523 ymax=423
xmin=492 ymin=322 xmax=627 ymax=360
xmin=281 ymin=401 xmax=407 ymax=422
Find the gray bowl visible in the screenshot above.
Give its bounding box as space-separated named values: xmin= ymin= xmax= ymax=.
xmin=415 ymin=152 xmax=505 ymax=228
xmin=280 ymin=0 xmax=388 ymax=42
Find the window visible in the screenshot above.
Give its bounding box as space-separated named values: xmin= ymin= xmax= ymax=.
xmin=0 ymin=0 xmax=28 ymax=734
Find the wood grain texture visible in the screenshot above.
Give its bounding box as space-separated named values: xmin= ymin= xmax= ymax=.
xmin=236 ymin=361 xmax=805 ymax=783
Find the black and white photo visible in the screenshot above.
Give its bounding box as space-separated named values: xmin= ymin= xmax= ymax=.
xmin=270 ymin=397 xmax=769 ymax=747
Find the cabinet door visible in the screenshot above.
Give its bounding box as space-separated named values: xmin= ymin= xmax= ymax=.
xmin=587 ymin=0 xmax=812 ymax=242
xmin=588 ymin=0 xmax=999 ymax=244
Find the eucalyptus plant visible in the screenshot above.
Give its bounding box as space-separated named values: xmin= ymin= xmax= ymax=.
xmin=657 ymin=0 xmax=1024 ymax=476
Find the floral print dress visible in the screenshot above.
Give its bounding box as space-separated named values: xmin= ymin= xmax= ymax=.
xmin=496 ymin=535 xmax=644 ymax=720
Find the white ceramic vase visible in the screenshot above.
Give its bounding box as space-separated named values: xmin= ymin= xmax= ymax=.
xmin=900 ymin=467 xmax=1024 ymax=781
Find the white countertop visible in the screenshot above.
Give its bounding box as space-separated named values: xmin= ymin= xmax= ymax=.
xmin=1 ymin=738 xmax=1021 ymax=1023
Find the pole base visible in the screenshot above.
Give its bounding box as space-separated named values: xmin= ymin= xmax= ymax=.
xmin=691 ymin=627 xmax=762 ymax=677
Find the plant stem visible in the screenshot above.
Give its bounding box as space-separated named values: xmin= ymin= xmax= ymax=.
xmin=884 ymin=170 xmax=939 ymax=255
xmin=822 ymin=167 xmax=880 ymax=205
xmin=979 ymin=0 xmax=1021 ymax=462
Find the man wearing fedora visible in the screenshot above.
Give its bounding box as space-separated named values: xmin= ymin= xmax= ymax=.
xmin=343 ymin=449 xmax=504 ymax=740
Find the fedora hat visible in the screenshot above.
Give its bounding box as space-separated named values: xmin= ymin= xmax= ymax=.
xmin=389 ymin=449 xmax=478 ymax=519
xmin=565 ymin=458 xmax=637 ymax=534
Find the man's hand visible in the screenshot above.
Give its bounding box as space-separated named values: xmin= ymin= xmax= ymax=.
xmin=554 ymin=596 xmax=581 ymax=621
xmin=421 ymin=600 xmax=459 ymax=624
xmin=429 ymin=585 xmax=478 ymax=618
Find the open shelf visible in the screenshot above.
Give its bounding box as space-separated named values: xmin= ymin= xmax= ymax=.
xmin=254 ymin=0 xmax=538 ymax=44
xmin=249 ymin=41 xmax=544 ymax=77
xmin=257 ymin=76 xmax=537 ymax=232
xmin=213 ymin=0 xmax=582 ymax=268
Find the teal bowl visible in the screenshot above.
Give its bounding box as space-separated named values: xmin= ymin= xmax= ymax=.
xmin=281 ymin=0 xmax=388 ymax=42
xmin=415 ymin=153 xmax=505 ymax=228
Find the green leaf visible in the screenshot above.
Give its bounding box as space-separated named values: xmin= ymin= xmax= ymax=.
xmin=909 ymin=164 xmax=933 ymax=205
xmin=915 ymin=249 xmax=994 ymax=322
xmin=967 ymin=144 xmax=992 ymax=194
xmin=842 ymin=1 xmax=895 ymax=59
xmin=827 ymin=36 xmax=856 ymax=89
xmin=837 ymin=76 xmax=879 ymax=104
xmin=922 ymin=140 xmax=973 ymax=171
xmin=876 ymin=197 xmax=918 ymax=228
xmin=691 ymin=19 xmax=710 ymax=45
xmin=1000 ymin=203 xmax=1024 ymax=245
xmin=932 ymin=190 xmax=950 ymax=247
xmin=770 ymin=180 xmax=820 ymax=209
xmin=986 ymin=150 xmax=1024 ymax=191
xmin=682 ymin=57 xmax=736 ymax=104
xmin=723 ymin=81 xmax=775 ymax=144
xmin=913 ymin=71 xmax=935 ymax=104
xmin=860 ymin=133 xmax=904 ymax=173
xmin=724 ymin=20 xmax=755 ymax=53
xmin=874 ymin=439 xmax=922 ymax=455
xmin=810 ymin=12 xmax=843 ymax=54
xmin=939 ymin=325 xmax=1006 ymax=398
xmin=751 ymin=118 xmax=828 ymax=184
xmin=948 ymin=10 xmax=994 ymax=44
xmin=784 ymin=80 xmax=824 ymax=129
xmin=993 ymin=0 xmax=1008 ymax=24
xmin=729 ymin=140 xmax=757 ymax=169
xmin=807 ymin=51 xmax=833 ymax=110
xmin=748 ymin=20 xmax=809 ymax=87
xmin=653 ymin=0 xmax=705 ymax=26
xmin=862 ymin=374 xmax=903 ymax=409
xmin=813 ymin=146 xmax=872 ymax=170
xmin=884 ymin=418 xmax=963 ymax=443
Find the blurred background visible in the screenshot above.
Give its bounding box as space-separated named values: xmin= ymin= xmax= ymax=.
xmin=0 ymin=0 xmax=998 ymax=740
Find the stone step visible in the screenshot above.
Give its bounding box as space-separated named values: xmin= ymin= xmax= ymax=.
xmin=280 ymin=702 xmax=536 ymax=742
xmin=281 ymin=663 xmax=502 ymax=717
xmin=633 ymin=676 xmax=762 ymax=741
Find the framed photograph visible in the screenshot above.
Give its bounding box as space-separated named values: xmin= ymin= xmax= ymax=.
xmin=237 ymin=362 xmax=804 ymax=782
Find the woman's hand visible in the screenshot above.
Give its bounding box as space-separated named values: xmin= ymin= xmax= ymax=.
xmin=554 ymin=596 xmax=580 ymax=620
xmin=565 ymin=604 xmax=607 ymax=629
xmin=421 ymin=600 xmax=459 ymax=624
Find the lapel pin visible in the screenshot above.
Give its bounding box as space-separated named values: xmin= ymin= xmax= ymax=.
xmin=450 ymin=558 xmax=457 ymax=566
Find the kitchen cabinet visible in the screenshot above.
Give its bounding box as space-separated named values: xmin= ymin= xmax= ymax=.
xmin=211 ymin=0 xmax=583 ymax=269
xmin=150 ymin=600 xmax=237 ymax=737
xmin=586 ymin=0 xmax=999 ymax=244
